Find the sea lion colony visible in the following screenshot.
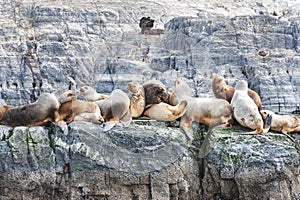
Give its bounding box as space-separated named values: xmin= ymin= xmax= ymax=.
xmin=0 ymin=76 xmax=299 ymax=142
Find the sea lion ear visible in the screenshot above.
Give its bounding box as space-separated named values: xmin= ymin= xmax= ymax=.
xmin=175 ymin=78 xmax=180 ymax=85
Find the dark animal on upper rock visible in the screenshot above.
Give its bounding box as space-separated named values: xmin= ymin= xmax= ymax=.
xmin=139 ymin=17 xmax=154 ymax=34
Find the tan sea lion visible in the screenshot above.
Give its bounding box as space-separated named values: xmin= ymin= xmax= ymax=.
xmin=143 ymin=80 xmax=169 ymax=105
xmin=91 ymin=89 xmax=131 ymax=132
xmin=143 ymin=100 xmax=188 ymax=121
xmin=231 ymin=80 xmax=268 ymax=134
xmin=79 ymin=86 xmax=108 ymax=101
xmin=128 ymin=81 xmax=146 ymax=118
xmin=211 ymin=73 xmax=262 ymax=110
xmin=57 ymin=99 xmax=104 ymax=134
xmin=169 ymin=78 xmax=233 ymax=142
xmin=260 ymin=110 xmax=300 ymax=134
xmin=58 ymin=99 xmax=104 ymax=124
xmin=53 ymin=89 xmax=77 ymax=104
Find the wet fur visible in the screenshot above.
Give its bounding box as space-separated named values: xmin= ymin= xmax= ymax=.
xmin=0 ymin=93 xmax=61 ymax=127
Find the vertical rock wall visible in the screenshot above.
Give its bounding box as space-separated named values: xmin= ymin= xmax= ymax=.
xmin=0 ymin=1 xmax=299 ymax=113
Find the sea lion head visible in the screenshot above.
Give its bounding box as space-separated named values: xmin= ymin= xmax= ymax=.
xmin=211 ymin=73 xmax=228 ymax=99
xmin=260 ymin=110 xmax=274 ymax=119
xmin=53 ymin=89 xmax=77 ymax=104
xmin=235 ymin=80 xmax=248 ymax=91
xmin=128 ymin=81 xmax=143 ymax=94
xmin=172 ymin=78 xmax=193 ymax=97
xmin=143 ymin=80 xmax=169 ymax=104
xmin=0 ymin=105 xmax=13 ymax=120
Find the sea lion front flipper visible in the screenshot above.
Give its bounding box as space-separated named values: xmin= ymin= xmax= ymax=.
xmin=103 ymin=120 xmax=118 ymax=132
xmin=120 ymin=110 xmax=132 ymax=127
xmin=57 ymin=120 xmax=69 ymax=135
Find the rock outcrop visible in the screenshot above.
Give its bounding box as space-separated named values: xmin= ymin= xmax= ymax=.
xmin=1 ymin=0 xmax=300 ymax=199
xmin=0 ymin=122 xmax=299 ymax=199
xmin=0 ymin=121 xmax=200 ymax=199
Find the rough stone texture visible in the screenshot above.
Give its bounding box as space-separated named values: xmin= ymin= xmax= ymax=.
xmin=160 ymin=14 xmax=300 ymax=113
xmin=0 ymin=0 xmax=299 ymax=113
xmin=200 ymin=127 xmax=300 ymax=200
xmin=1 ymin=122 xmax=299 ymax=199
xmin=0 ymin=122 xmax=200 ymax=199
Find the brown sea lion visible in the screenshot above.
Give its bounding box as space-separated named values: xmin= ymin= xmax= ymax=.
xmin=211 ymin=73 xmax=262 ymax=110
xmin=0 ymin=90 xmax=76 ymax=130
xmin=0 ymin=104 xmax=13 ymax=119
xmin=143 ymin=100 xmax=188 ymax=121
xmin=260 ymin=110 xmax=300 ymax=134
xmin=128 ymin=81 xmax=146 ymax=118
xmin=92 ymin=89 xmax=131 ymax=131
xmin=0 ymin=91 xmax=76 ymax=127
xmin=79 ymin=86 xmax=108 ymax=101
xmin=143 ymin=80 xmax=169 ymax=105
xmin=170 ymin=78 xmax=233 ymax=142
xmin=231 ymin=80 xmax=268 ymax=134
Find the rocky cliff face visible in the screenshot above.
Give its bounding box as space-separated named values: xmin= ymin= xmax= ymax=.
xmin=0 ymin=0 xmax=300 ymax=199
xmin=0 ymin=0 xmax=299 ymax=113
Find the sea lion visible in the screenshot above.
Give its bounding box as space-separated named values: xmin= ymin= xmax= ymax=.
xmin=143 ymin=80 xmax=169 ymax=105
xmin=0 ymin=104 xmax=13 ymax=119
xmin=0 ymin=89 xmax=76 ymax=129
xmin=79 ymin=86 xmax=108 ymax=101
xmin=128 ymin=81 xmax=146 ymax=118
xmin=260 ymin=110 xmax=300 ymax=134
xmin=52 ymin=89 xmax=77 ymax=104
xmin=58 ymin=99 xmax=104 ymax=124
xmin=0 ymin=91 xmax=74 ymax=127
xmin=169 ymin=78 xmax=233 ymax=142
xmin=231 ymin=80 xmax=268 ymax=134
xmin=92 ymin=89 xmax=131 ymax=132
xmin=143 ymin=100 xmax=188 ymax=121
xmin=211 ymin=73 xmax=262 ymax=110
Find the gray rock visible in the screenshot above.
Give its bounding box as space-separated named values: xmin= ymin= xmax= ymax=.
xmin=200 ymin=127 xmax=300 ymax=200
xmin=0 ymin=122 xmax=199 ymax=199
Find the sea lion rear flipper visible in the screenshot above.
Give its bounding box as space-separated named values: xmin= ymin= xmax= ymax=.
xmin=120 ymin=110 xmax=132 ymax=127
